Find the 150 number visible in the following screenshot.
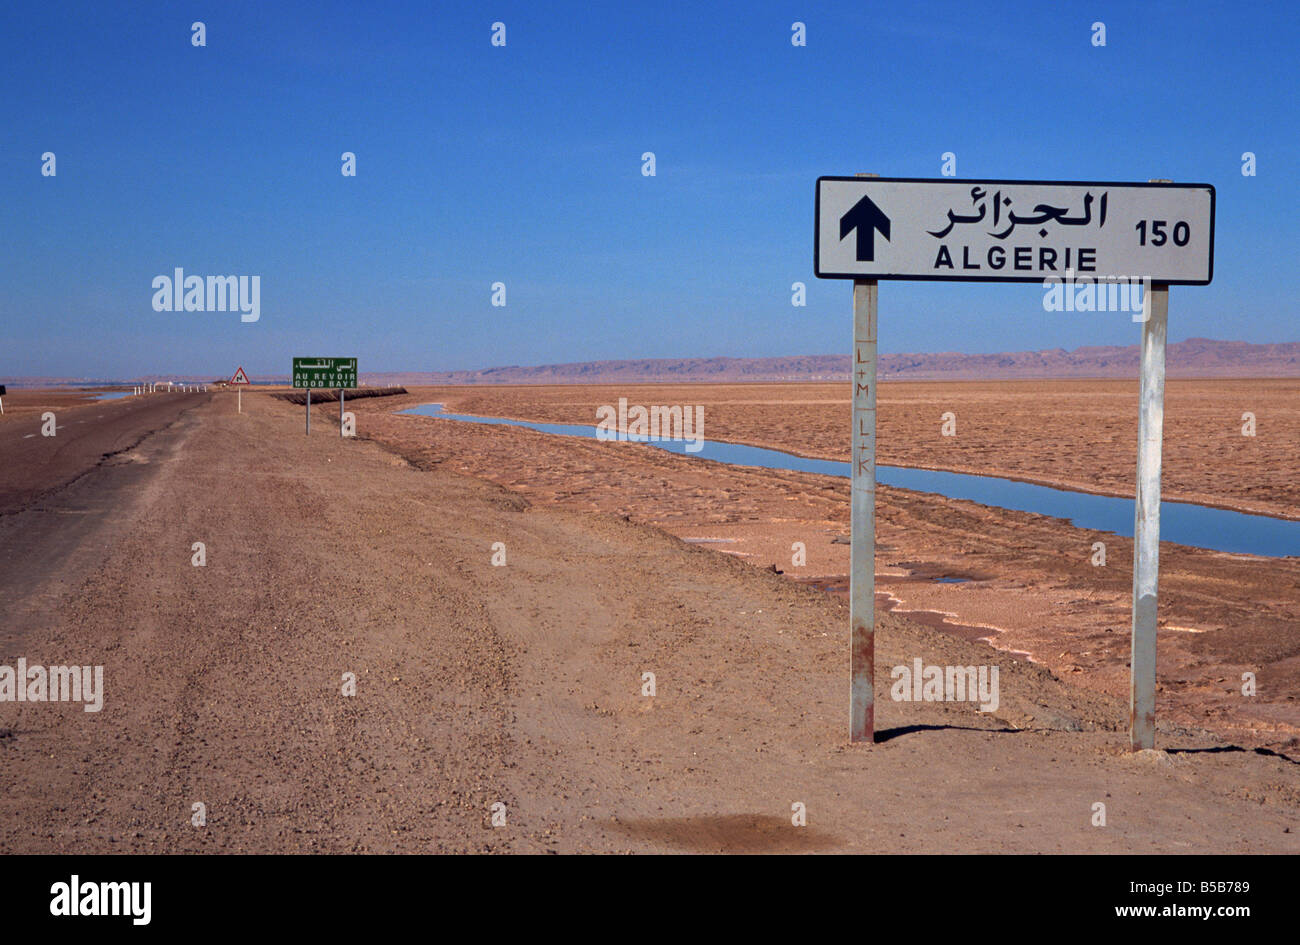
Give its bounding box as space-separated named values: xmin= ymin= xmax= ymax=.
xmin=1136 ymin=219 xmax=1190 ymax=247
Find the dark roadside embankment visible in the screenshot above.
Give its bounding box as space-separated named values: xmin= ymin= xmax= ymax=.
xmin=274 ymin=386 xmax=407 ymax=406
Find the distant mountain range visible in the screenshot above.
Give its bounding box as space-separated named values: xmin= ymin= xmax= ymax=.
xmin=6 ymin=338 xmax=1298 ymax=388
xmin=364 ymin=338 xmax=1300 ymax=384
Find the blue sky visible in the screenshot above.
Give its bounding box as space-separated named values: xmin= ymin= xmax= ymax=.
xmin=1 ymin=0 xmax=1295 ymax=377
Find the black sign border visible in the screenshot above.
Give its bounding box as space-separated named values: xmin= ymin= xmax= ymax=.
xmin=814 ymin=176 xmax=1215 ymax=285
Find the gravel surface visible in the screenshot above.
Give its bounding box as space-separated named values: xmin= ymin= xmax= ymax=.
xmin=1 ymin=390 xmax=1296 ymax=853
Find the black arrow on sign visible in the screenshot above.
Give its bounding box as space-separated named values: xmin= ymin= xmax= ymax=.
xmin=839 ymin=195 xmax=890 ymax=262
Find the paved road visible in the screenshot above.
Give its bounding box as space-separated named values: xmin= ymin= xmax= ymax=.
xmin=0 ymin=392 xmax=210 ymax=514
xmin=0 ymin=393 xmax=210 ymax=654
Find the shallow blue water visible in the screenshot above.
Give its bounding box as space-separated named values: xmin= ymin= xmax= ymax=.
xmin=91 ymin=392 xmax=132 ymax=400
xmin=401 ymin=403 xmax=1299 ymax=558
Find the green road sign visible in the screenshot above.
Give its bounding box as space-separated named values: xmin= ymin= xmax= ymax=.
xmin=292 ymin=357 xmax=357 ymax=389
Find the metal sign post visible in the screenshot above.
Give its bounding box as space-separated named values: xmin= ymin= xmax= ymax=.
xmin=306 ymin=389 xmax=311 ymax=435
xmin=815 ymin=175 xmax=1213 ymax=748
xmin=339 ymin=388 xmax=345 ymax=437
xmin=1130 ymin=282 xmax=1169 ymax=750
xmin=850 ymin=278 xmax=878 ymax=742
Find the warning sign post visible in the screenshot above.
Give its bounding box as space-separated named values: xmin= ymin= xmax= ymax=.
xmin=230 ymin=366 xmax=250 ymax=413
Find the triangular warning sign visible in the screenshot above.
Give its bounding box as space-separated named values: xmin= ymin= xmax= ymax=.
xmin=230 ymin=366 xmax=250 ymax=385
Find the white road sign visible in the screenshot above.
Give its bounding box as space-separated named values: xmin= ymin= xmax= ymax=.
xmin=815 ymin=177 xmax=1214 ymax=284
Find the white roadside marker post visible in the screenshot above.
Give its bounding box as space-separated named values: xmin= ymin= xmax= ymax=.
xmin=851 ymin=276 xmax=878 ymax=743
xmin=1130 ymin=277 xmax=1169 ymax=751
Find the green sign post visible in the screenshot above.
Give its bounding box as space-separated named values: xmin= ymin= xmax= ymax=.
xmin=292 ymin=358 xmax=356 ymax=436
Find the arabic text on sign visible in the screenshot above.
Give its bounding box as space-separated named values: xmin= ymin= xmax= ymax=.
xmin=927 ymin=187 xmax=1109 ymax=241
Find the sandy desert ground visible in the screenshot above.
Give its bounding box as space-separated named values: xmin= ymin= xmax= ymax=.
xmin=348 ymin=380 xmax=1300 ymax=754
xmin=1 ymin=385 xmax=1296 ymax=854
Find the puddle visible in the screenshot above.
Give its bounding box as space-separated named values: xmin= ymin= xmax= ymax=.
xmin=608 ymin=813 xmax=840 ymax=853
xmin=792 ymin=575 xmax=1000 ymax=645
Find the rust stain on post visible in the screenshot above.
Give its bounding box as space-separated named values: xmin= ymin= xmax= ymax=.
xmin=850 ymin=277 xmax=878 ymax=743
